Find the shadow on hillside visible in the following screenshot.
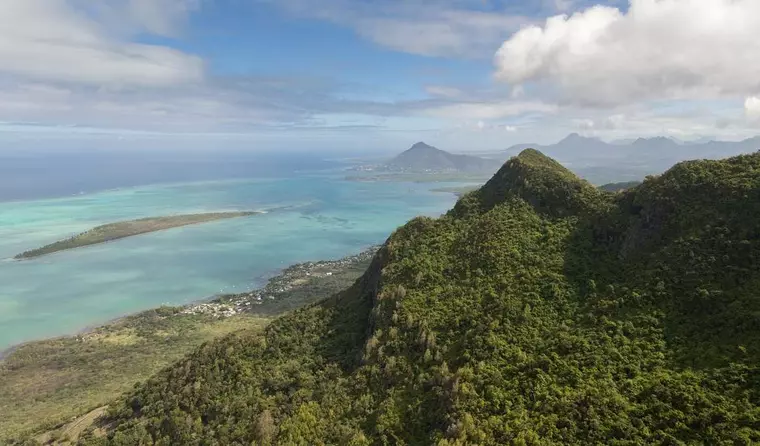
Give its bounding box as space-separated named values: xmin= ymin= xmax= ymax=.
xmin=561 ymin=200 xmax=760 ymax=374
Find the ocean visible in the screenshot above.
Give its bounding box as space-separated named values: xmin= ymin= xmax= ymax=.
xmin=0 ymin=150 xmax=467 ymax=350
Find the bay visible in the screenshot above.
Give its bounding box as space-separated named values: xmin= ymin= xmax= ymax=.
xmin=0 ymin=172 xmax=464 ymax=350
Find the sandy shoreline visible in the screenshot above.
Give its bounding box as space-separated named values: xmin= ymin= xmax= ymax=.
xmin=14 ymin=211 xmax=261 ymax=260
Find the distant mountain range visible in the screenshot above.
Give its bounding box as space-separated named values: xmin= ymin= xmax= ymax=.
xmin=504 ymin=133 xmax=760 ymax=160
xmin=385 ymin=142 xmax=495 ymax=173
xmin=499 ymin=134 xmax=760 ymax=184
xmin=369 ymin=136 xmax=760 ymax=184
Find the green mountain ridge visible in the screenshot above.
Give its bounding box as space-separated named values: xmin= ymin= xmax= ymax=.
xmin=71 ymin=149 xmax=760 ymax=445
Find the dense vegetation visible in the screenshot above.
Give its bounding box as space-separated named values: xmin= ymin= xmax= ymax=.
xmin=15 ymin=212 xmax=257 ymax=259
xmin=63 ymin=149 xmax=760 ymax=444
xmin=2 ymin=251 xmax=373 ymax=445
xmin=1 ymin=310 xmax=266 ymax=444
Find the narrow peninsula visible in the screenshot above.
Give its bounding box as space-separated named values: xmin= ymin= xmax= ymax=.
xmin=15 ymin=212 xmax=258 ymax=260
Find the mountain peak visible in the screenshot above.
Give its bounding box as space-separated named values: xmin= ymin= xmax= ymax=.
xmin=454 ymin=149 xmax=605 ymax=217
xmin=559 ymin=133 xmax=599 ymax=144
xmin=409 ymin=141 xmax=437 ymax=151
xmin=387 ymin=142 xmax=494 ymax=173
xmin=633 ymin=136 xmax=677 ymax=146
xmin=515 ymin=148 xmax=563 ymax=167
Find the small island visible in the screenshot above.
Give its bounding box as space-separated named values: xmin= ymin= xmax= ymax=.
xmin=14 ymin=212 xmax=258 ymax=260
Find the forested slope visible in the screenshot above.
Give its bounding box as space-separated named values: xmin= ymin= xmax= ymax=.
xmin=76 ymin=149 xmax=760 ymax=445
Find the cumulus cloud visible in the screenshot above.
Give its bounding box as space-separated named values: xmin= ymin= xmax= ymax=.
xmin=495 ymin=0 xmax=760 ymax=106
xmin=265 ymin=0 xmax=632 ymax=59
xmin=0 ymin=0 xmax=204 ymax=87
xmin=451 ymin=120 xmax=521 ymax=133
xmin=574 ymin=119 xmax=595 ymax=131
xmin=9 ymin=0 xmax=750 ymax=145
xmin=746 ymin=97 xmax=760 ymax=120
xmin=573 ymin=114 xmax=626 ymax=131
xmin=604 ymin=114 xmax=625 ymax=130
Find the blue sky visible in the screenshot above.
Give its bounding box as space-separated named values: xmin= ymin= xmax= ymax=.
xmin=0 ymin=0 xmax=759 ymax=152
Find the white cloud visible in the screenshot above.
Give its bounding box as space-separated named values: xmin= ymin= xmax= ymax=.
xmin=495 ymin=0 xmax=760 ymax=107
xmin=265 ymin=0 xmax=635 ymax=59
xmin=574 ymin=119 xmax=595 ymax=131
xmin=604 ymin=114 xmax=625 ymax=130
xmin=0 ymin=0 xmax=204 ymax=87
xmin=449 ymin=120 xmax=520 ymax=133
xmin=552 ymin=0 xmax=575 ymax=12
xmin=746 ymin=97 xmax=760 ymax=120
xmin=355 ymin=10 xmax=532 ymax=58
xmin=122 ymin=0 xmax=202 ymax=36
xmin=0 ymin=0 xmax=754 ymax=146
xmin=0 ymin=81 xmax=282 ymax=133
xmin=265 ymin=0 xmax=534 ymax=58
xmin=422 ymin=101 xmax=557 ymax=120
xmin=573 ymin=114 xmax=626 ymax=131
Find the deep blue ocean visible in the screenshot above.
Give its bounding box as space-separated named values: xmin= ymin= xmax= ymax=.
xmin=0 ymin=150 xmax=471 ymax=350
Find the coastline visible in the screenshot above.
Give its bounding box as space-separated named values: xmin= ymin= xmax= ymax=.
xmin=430 ymin=185 xmax=480 ymax=197
xmin=0 ymin=245 xmax=379 ymax=442
xmin=0 ymin=245 xmax=379 ymax=360
xmin=14 ymin=211 xmax=261 ymax=260
xmin=345 ymin=172 xmax=491 ymax=184
xmin=0 ymin=174 xmax=464 ymax=354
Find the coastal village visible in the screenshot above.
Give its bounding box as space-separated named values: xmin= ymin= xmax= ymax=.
xmin=180 ymin=247 xmax=378 ymax=318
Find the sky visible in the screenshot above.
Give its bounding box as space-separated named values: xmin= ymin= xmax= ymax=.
xmin=1 ymin=0 xmax=760 ymax=153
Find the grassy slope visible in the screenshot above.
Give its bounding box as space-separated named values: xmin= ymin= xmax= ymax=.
xmin=0 ymin=310 xmax=265 ymax=442
xmin=1 ymin=251 xmax=374 ymax=445
xmin=80 ymin=149 xmax=760 ymax=445
xmin=15 ymin=212 xmax=257 ymax=259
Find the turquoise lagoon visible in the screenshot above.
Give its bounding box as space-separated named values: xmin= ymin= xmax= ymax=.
xmin=0 ymin=173 xmax=468 ymax=350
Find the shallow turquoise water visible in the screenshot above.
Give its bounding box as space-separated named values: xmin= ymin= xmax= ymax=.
xmin=0 ymin=174 xmax=465 ymax=350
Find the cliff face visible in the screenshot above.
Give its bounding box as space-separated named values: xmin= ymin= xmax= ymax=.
xmin=81 ymin=150 xmax=760 ymax=445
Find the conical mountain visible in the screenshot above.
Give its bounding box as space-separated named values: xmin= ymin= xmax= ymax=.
xmin=453 ymin=148 xmax=606 ymax=217
xmin=386 ymin=142 xmax=496 ymax=173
